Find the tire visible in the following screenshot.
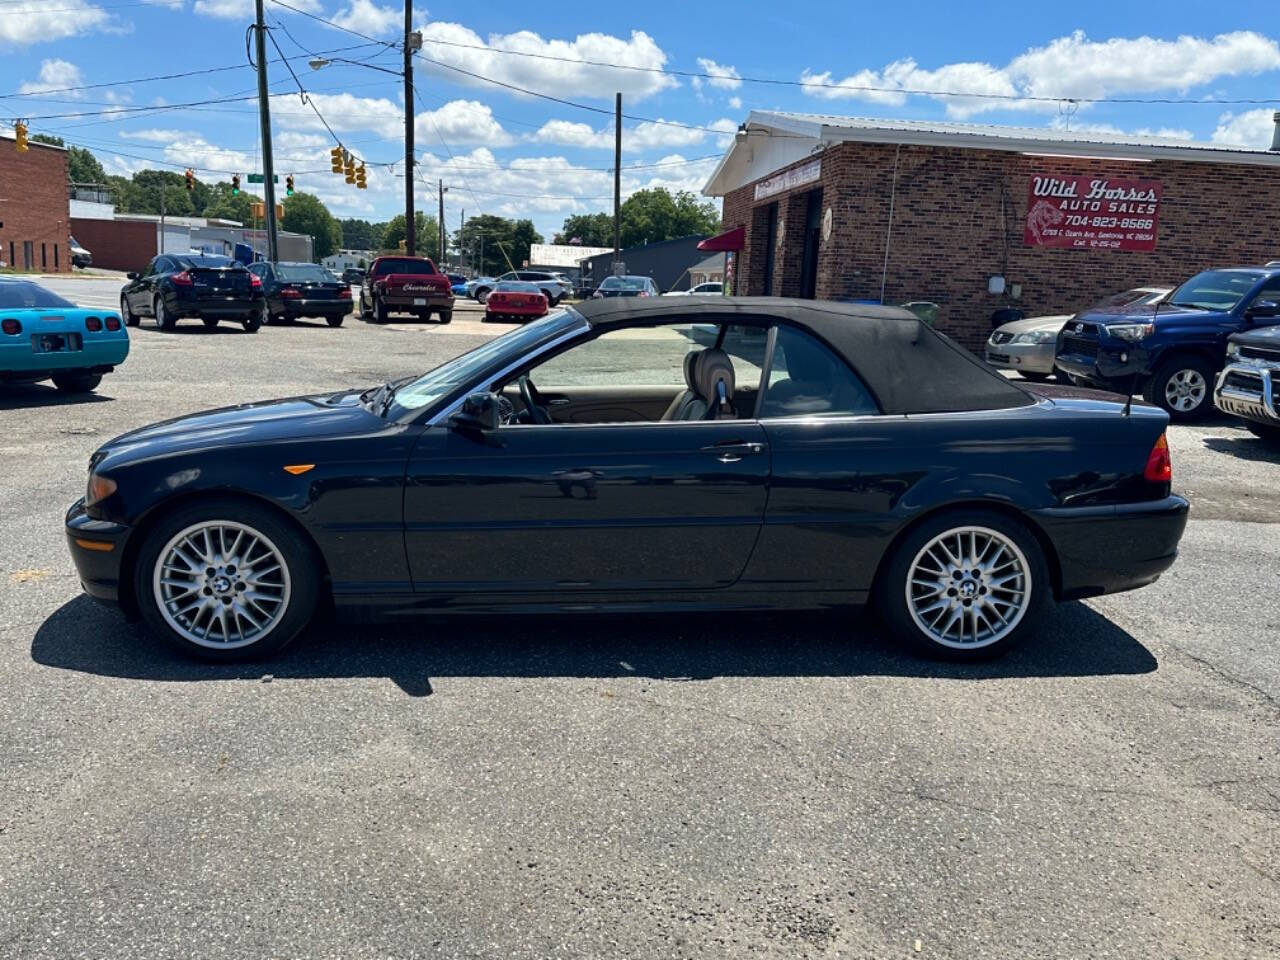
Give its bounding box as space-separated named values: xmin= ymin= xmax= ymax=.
xmin=326 ymin=315 xmax=344 ymax=328
xmin=419 ymin=311 xmax=432 ymax=323
xmin=374 ymin=297 xmax=388 ymax=324
xmin=1246 ymin=421 xmax=1280 ymax=443
xmin=475 ymin=287 xmax=492 ymax=304
xmin=438 ymin=310 xmax=452 ymax=324
xmin=202 ymin=317 xmax=220 ymax=331
xmin=876 ymin=508 xmax=1050 ymax=661
xmin=133 ymin=497 xmax=321 ymax=662
xmin=51 ymin=371 xmax=102 ymax=393
xmin=1144 ymin=355 xmax=1214 ymax=421
xmin=359 ymin=293 xmax=371 ymax=321
xmin=1018 ymin=371 xmax=1054 ymax=383
xmin=154 ymin=296 xmax=175 ymax=331
xmin=242 ymin=304 xmax=266 ymax=333
xmin=120 ymin=294 xmax=139 ymax=328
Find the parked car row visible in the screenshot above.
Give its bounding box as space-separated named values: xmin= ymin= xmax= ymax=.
xmin=466 ymin=270 xmax=571 ymax=307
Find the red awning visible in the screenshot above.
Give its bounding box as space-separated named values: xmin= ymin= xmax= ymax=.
xmin=697 ymin=226 xmax=744 ymax=252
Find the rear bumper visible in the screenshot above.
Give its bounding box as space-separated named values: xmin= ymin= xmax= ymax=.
xmin=1 ymin=336 xmax=128 ymax=374
xmin=280 ymin=298 xmax=352 ymax=318
xmin=1214 ymin=362 xmax=1278 ymax=425
xmin=986 ymin=342 xmax=1055 ymax=375
xmin=1031 ymin=495 xmax=1189 ymax=600
xmin=65 ymin=497 xmax=131 ymax=606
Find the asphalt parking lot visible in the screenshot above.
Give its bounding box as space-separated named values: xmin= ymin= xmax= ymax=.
xmin=2 ymin=273 xmax=1278 ymax=959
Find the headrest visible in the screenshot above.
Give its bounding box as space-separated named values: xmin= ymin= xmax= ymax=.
xmin=682 ymin=348 xmax=699 ymax=390
xmin=693 ymin=348 xmax=735 ymax=403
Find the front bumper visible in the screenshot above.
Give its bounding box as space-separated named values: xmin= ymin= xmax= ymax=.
xmin=1054 ymin=336 xmax=1152 ymax=385
xmin=1214 ymin=362 xmax=1278 ymax=425
xmin=986 ymin=341 xmax=1055 ymax=375
xmin=1031 ymin=494 xmax=1189 ymax=601
xmin=65 ymin=497 xmax=131 ymax=606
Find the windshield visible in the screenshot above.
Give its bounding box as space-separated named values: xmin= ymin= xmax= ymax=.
xmin=1168 ymin=271 xmax=1263 ymax=311
xmin=177 ymin=255 xmax=237 ymax=269
xmin=601 ymin=277 xmax=648 ymax=290
xmin=385 ymin=310 xmax=584 ymax=419
xmin=0 ymin=281 xmax=75 ymax=309
xmin=276 ymin=264 xmax=336 ymax=282
xmin=495 ymin=281 xmax=540 ymax=292
xmin=375 ymin=258 xmax=436 ymax=276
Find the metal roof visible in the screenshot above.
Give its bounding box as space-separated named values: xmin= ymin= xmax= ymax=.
xmin=704 ymin=110 xmax=1280 ymax=196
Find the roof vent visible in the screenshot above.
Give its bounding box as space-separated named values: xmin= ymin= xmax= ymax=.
xmin=1272 ymin=112 xmax=1280 ymax=151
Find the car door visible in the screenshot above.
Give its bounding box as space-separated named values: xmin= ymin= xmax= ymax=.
xmin=130 ymin=257 xmax=167 ymax=316
xmin=401 ymin=321 xmax=770 ymax=595
xmin=248 ymin=263 xmax=276 ymax=312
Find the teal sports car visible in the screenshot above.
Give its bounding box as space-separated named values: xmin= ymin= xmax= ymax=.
xmin=0 ymin=278 xmax=129 ymax=393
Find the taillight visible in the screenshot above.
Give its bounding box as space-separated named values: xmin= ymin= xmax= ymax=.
xmin=105 ymin=316 xmax=122 ymax=331
xmin=338 ymin=287 xmax=352 ymax=298
xmin=637 ymin=290 xmax=650 ymax=297
xmin=85 ymin=316 xmax=103 ymax=332
xmin=2 ymin=318 xmax=22 ymax=334
xmin=281 ymin=287 xmax=301 ymax=298
xmin=1144 ymin=433 xmax=1172 ymax=484
xmin=249 ymin=273 xmax=263 ymax=289
xmin=171 ymin=270 xmax=193 ymax=286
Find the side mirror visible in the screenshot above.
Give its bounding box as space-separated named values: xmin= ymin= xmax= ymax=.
xmin=450 ymin=392 xmax=501 ymax=433
xmin=1246 ymin=299 xmax=1280 ymax=321
xmin=126 ymin=272 xmax=138 ymax=280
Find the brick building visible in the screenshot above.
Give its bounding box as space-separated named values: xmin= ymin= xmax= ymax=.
xmin=703 ymin=111 xmax=1280 ymax=347
xmin=0 ymin=133 xmax=71 ymax=272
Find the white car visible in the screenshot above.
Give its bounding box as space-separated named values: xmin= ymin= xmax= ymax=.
xmin=664 ymin=281 xmax=723 ymax=296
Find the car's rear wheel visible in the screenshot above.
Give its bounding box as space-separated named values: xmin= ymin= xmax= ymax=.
xmin=154 ymin=296 xmax=175 ymax=330
xmin=202 ymin=317 xmax=219 ymax=330
xmin=1246 ymin=421 xmax=1280 ymax=443
xmin=438 ymin=310 xmax=452 ymax=324
xmin=120 ymin=294 xmax=139 ymax=327
xmin=326 ymin=315 xmax=344 ymax=328
xmin=877 ymin=510 xmax=1049 ymax=660
xmin=475 ymin=287 xmax=491 ymax=304
xmin=135 ymin=499 xmax=320 ymax=661
xmin=1144 ymin=356 xmax=1213 ymax=421
xmin=243 ymin=304 xmax=266 ymax=333
xmin=51 ymin=371 xmax=102 ymax=393
xmin=374 ymin=297 xmax=388 ymax=324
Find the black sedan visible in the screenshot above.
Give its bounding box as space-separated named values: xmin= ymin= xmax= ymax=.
xmin=120 ymin=254 xmax=266 ymax=332
xmin=65 ymin=298 xmax=1188 ymax=662
xmin=247 ymin=261 xmax=353 ymax=327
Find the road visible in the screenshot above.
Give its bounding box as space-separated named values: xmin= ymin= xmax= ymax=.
xmin=1 ymin=272 xmax=1277 ymax=959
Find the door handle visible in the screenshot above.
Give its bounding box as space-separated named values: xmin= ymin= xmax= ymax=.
xmin=700 ymin=441 xmax=766 ymax=462
xmin=547 ymin=398 xmax=571 ymax=406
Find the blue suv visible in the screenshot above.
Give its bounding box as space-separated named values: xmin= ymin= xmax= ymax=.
xmin=1055 ymin=266 xmax=1280 ymax=420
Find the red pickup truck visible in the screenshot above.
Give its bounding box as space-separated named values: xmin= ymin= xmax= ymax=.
xmin=359 ymin=255 xmax=455 ymax=324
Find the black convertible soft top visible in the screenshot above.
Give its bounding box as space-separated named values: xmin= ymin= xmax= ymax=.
xmin=572 ymin=296 xmax=1033 ymax=415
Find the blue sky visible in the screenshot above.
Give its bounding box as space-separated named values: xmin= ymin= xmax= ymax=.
xmin=3 ymin=0 xmax=1279 ymax=238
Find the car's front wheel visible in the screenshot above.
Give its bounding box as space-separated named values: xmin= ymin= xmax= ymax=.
xmin=877 ymin=510 xmax=1049 ymax=660
xmin=1018 ymin=371 xmax=1053 ymax=383
xmin=135 ymin=499 xmax=320 ymax=661
xmin=1145 ymin=355 xmax=1213 ymax=421
xmin=475 ymin=287 xmax=491 ymax=304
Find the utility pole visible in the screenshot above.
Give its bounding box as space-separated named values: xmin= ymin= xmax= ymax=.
xmin=403 ymin=0 xmax=415 ymax=256
xmin=159 ymin=190 xmax=165 ymax=254
xmin=254 ymin=0 xmax=279 ymax=262
xmin=613 ymin=92 xmax=622 ymax=268
xmin=437 ymin=180 xmax=446 ymax=267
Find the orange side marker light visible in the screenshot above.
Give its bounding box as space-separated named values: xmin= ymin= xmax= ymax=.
xmin=283 ymin=464 xmax=315 ymax=475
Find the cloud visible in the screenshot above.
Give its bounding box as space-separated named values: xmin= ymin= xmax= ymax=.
xmin=532 ymin=116 xmax=735 ymax=150
xmin=119 ymin=128 xmax=189 ymax=142
xmin=0 ymin=1 xmax=109 ymax=45
xmin=330 ymin=0 xmax=399 ymax=37
xmin=117 ymin=129 xmax=253 ymax=176
xmin=1212 ymin=108 xmax=1279 ymax=148
xmin=801 ymin=30 xmax=1280 ymax=118
xmin=416 ymin=99 xmax=515 ymax=147
xmin=1047 ymin=118 xmax=1195 ymax=140
xmin=416 ymin=23 xmax=677 ymax=101
xmin=269 ymin=93 xmax=511 ymax=147
xmin=693 ymin=57 xmax=741 ymax=91
xmin=19 ymin=59 xmax=87 ymax=97
xmin=728 ymin=96 xmax=742 ymax=110
xmin=194 ymin=0 xmax=320 ymax=18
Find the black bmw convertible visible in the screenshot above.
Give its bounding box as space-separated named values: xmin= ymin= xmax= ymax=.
xmin=65 ymin=298 xmax=1188 ymax=662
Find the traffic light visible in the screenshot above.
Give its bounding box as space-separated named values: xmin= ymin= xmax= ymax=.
xmin=285 ymin=174 xmax=294 ymax=196
xmin=231 ymin=173 xmax=240 ymax=195
xmin=354 ymin=163 xmax=366 ymax=190
xmin=184 ymin=168 xmax=195 ymax=191
xmin=14 ymin=120 xmax=28 ymax=152
xmin=250 ymin=201 xmax=265 ymax=220
xmin=344 ymin=154 xmax=356 ymax=185
xmin=330 ymin=146 xmax=344 ymax=174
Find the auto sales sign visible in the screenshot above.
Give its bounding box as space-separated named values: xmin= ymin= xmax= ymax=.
xmin=1024 ymin=174 xmax=1161 ymax=251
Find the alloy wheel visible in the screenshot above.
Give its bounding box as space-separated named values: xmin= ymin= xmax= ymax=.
xmin=1164 ymin=368 xmax=1206 ymax=412
xmin=152 ymin=520 xmax=292 ymax=650
xmin=905 ymin=525 xmax=1031 ymax=650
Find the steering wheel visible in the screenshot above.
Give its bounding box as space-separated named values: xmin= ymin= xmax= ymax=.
xmin=518 ymin=374 xmax=551 ymax=424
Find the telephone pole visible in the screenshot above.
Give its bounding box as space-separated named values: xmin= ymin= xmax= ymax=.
xmin=254 ymin=0 xmax=279 ymax=261
xmin=437 ymin=179 xmax=446 ymax=266
xmin=613 ymin=92 xmax=622 ymax=268
xmin=403 ymin=0 xmax=416 ymax=255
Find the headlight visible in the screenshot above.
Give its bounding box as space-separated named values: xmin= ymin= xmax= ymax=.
xmin=86 ymin=473 xmax=117 ymax=507
xmin=1107 ymin=322 xmax=1154 ymax=342
xmin=1226 ymin=340 xmax=1241 ymax=358
xmin=1011 ymin=329 xmax=1058 ymax=345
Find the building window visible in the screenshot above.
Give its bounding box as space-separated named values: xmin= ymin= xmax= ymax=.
xmin=53 ymin=244 xmax=59 ymax=269
xmin=41 ymin=243 xmax=47 ymax=269
xmin=7 ymin=242 xmax=12 ymax=268
xmin=23 ymin=241 xmax=33 ymax=270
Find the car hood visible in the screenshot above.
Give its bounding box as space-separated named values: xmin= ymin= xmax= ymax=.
xmin=1230 ymin=323 xmax=1280 ymax=347
xmin=1077 ymin=302 xmax=1221 ymax=326
xmin=94 ymin=391 xmax=387 ymax=468
xmin=993 ymin=314 xmax=1073 ymax=336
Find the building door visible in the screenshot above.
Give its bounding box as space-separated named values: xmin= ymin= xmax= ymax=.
xmin=761 ymin=203 xmax=778 ymax=296
xmin=799 ymin=189 xmax=824 ymax=300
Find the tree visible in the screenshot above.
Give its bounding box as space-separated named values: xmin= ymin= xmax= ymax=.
xmin=554 ymin=212 xmax=613 ymax=247
xmin=30 ymin=135 xmax=108 ymax=184
xmin=380 ymin=212 xmax=439 ymax=261
xmin=281 ymin=191 xmax=341 ymax=260
xmin=619 ymin=188 xmax=720 ymax=249
xmin=455 ymin=214 xmax=543 ymax=276
xmin=339 ymin=217 xmax=381 ymax=251
xmin=203 ymin=182 xmax=261 ymax=225
xmin=510 ymin=218 xmax=543 ymax=269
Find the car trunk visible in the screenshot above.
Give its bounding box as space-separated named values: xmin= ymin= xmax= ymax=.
xmin=190 ymin=267 xmax=251 ymax=300
xmin=281 ymin=280 xmax=344 ymax=301
xmin=381 ymin=273 xmax=452 ymax=297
